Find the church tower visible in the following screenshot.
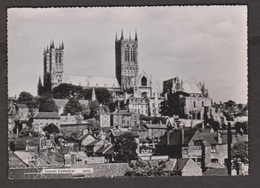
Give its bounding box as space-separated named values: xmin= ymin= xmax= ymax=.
xmin=43 ymin=40 xmax=64 ymax=93
xmin=115 ymin=30 xmax=139 ymax=91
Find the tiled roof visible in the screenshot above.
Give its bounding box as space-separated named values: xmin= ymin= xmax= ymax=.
xmin=15 ymin=137 xmax=40 ymax=150
xmin=144 ymin=124 xmax=167 ymax=129
xmin=152 ymin=80 xmax=163 ymax=94
xmin=13 ymin=151 xmax=35 ymax=165
xmin=60 ymin=115 xmax=77 ymax=123
xmin=200 ymin=132 xmax=218 ymax=145
xmin=86 ymin=139 xmax=102 ymax=146
xmin=96 ymin=144 xmax=113 ymax=155
xmin=203 ymin=168 xmax=228 ymax=176
xmin=34 ymin=112 xmax=60 ymax=119
xmin=113 ymin=110 xmax=132 ymax=115
xmin=206 ymin=162 xmax=225 ymax=169
xmin=139 ymin=138 xmax=150 ymax=143
xmin=63 ymin=74 xmax=120 ymax=88
xmin=131 ymin=125 xmax=147 ymax=132
xmin=111 ymin=131 xmax=139 ymax=137
xmin=174 ymin=158 xmax=190 ymax=171
xmin=182 ymin=82 xmax=202 ymax=94
xmin=164 ymin=159 xmax=177 ymax=171
xmin=17 ymin=104 xmax=28 ymax=108
xmin=9 ymin=151 xmax=26 ymax=168
xmin=77 ymin=133 xmax=92 ymax=141
xmin=158 ymin=129 xmax=197 ymax=146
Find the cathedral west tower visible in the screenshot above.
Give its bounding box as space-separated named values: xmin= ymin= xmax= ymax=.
xmin=115 ymin=30 xmax=139 ymax=91
xmin=42 ymin=40 xmax=64 ymax=94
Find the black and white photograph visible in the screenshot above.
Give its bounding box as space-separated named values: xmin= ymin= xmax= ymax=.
xmin=7 ymin=6 xmax=248 ymax=179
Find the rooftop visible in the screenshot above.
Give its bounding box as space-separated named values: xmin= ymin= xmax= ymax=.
xmin=63 ymin=74 xmax=120 ymax=89
xmin=34 ymin=112 xmax=60 ymax=119
xmin=17 ymin=104 xmax=28 ymax=108
xmin=144 ymin=124 xmax=167 ymax=129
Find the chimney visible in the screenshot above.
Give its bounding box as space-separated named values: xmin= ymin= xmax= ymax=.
xmin=82 ymin=128 xmax=89 ymax=135
xmin=64 ymin=154 xmax=71 ymax=166
xmin=50 ymin=134 xmax=55 ymax=142
xmin=181 ymin=129 xmax=185 ymax=145
xmin=71 ymin=152 xmax=76 ymax=165
xmin=217 ymin=130 xmax=222 ymax=144
xmin=34 ymin=154 xmax=39 ymax=166
xmin=101 ymin=131 xmax=106 ymax=141
xmin=67 ymin=113 xmax=71 ymax=117
xmin=237 ymin=160 xmax=243 ymax=175
xmin=166 ymin=130 xmax=170 ymax=145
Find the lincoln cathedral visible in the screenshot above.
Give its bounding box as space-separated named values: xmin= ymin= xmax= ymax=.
xmin=37 ymin=29 xmax=211 ymax=118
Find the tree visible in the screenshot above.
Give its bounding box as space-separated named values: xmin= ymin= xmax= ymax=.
xmin=234 ymin=121 xmax=248 ymax=135
xmin=88 ymin=100 xmax=100 ymax=117
xmin=159 ymin=91 xmax=189 ymax=117
xmin=231 ymin=141 xmax=249 ymax=163
xmin=114 ymin=132 xmax=138 ymax=162
xmin=43 ymin=123 xmax=60 ymax=134
xmin=108 ymin=102 xmax=116 ymax=113
xmin=17 ymin=91 xmax=37 ymax=113
xmin=51 ymin=83 xmax=83 ymax=99
xmin=140 ymin=114 xmax=167 ymax=124
xmin=18 ymin=127 xmax=39 ymax=137
xmin=37 ymin=96 xmax=58 ymax=112
xmin=82 ymin=87 xmax=111 ymax=104
xmin=125 ymin=160 xmax=168 ymax=177
xmin=64 ymin=97 xmax=83 ymax=115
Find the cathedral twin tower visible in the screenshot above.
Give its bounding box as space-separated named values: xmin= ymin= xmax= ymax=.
xmin=38 ymin=30 xmax=139 ymax=95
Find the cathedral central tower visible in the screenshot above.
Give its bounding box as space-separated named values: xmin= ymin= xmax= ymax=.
xmin=115 ymin=30 xmax=139 ymax=91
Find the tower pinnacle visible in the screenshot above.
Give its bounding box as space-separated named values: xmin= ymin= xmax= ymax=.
xmin=135 ymin=30 xmax=138 ymax=41
xmin=92 ymin=88 xmax=96 ymax=101
xmin=121 ymin=29 xmax=124 ymax=39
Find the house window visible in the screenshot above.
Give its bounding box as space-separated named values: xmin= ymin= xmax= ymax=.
xmin=194 ymin=140 xmax=202 ymax=149
xmin=183 ymin=148 xmax=188 ymax=155
xmin=211 ymin=159 xmax=219 ymax=163
xmin=197 ymin=158 xmax=202 ymax=163
xmin=211 ymin=145 xmax=216 ymax=153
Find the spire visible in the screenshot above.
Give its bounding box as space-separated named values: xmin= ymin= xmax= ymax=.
xmin=38 ymin=76 xmax=42 ymax=87
xmin=43 ymin=47 xmax=46 ymax=54
xmin=61 ymin=41 xmax=64 ymax=49
xmin=129 ymin=33 xmax=131 ymax=40
xmin=121 ymin=28 xmax=124 ymax=39
xmin=50 ymin=40 xmax=54 ymax=49
xmin=135 ymin=30 xmax=138 ymax=41
xmin=92 ymin=88 xmax=96 ymax=101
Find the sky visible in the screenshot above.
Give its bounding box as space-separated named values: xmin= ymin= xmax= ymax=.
xmin=8 ymin=6 xmax=247 ymax=104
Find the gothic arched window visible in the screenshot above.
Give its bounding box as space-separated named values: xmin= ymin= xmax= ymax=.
xmin=125 ymin=49 xmax=129 ymax=62
xmin=59 ymin=53 xmax=62 ymax=64
xmin=141 ymin=76 xmax=147 ymax=86
xmin=55 ymin=53 xmax=58 ymax=64
xmin=131 ymin=48 xmax=135 ymax=62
